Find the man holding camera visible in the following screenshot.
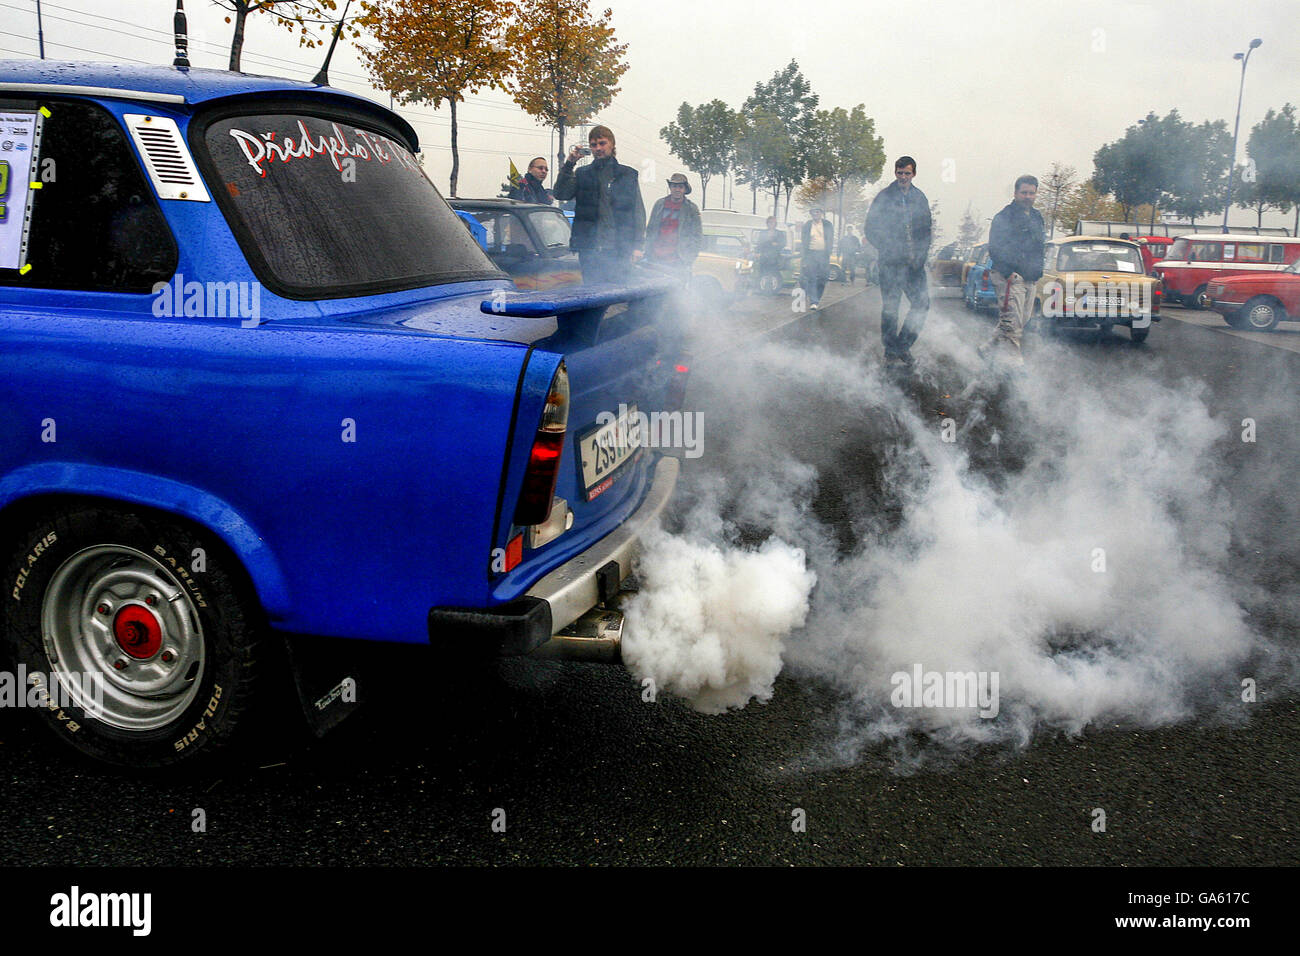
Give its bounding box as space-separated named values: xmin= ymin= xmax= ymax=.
xmin=553 ymin=125 xmax=646 ymax=285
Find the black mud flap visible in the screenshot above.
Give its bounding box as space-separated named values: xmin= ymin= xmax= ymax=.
xmin=281 ymin=633 xmax=364 ymax=738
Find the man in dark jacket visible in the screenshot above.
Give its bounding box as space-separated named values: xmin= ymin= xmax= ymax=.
xmin=982 ymin=174 xmax=1045 ymax=366
xmin=552 ymin=125 xmax=646 ymax=285
xmin=508 ymin=157 xmax=554 ymax=205
xmin=840 ymin=226 xmax=862 ymax=283
xmin=865 ymin=156 xmax=932 ymax=367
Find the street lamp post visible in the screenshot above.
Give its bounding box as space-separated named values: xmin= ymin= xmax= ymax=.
xmin=1223 ymin=37 xmax=1263 ymax=231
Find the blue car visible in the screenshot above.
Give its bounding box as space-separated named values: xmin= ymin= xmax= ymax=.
xmin=963 ymin=249 xmax=998 ymax=314
xmin=0 ymin=61 xmax=681 ymax=768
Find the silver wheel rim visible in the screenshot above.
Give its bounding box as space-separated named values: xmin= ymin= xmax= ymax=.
xmin=1247 ymin=304 xmax=1275 ymax=329
xmin=41 ymin=545 xmax=205 ymax=731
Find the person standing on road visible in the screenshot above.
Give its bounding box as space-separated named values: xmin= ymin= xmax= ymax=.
xmin=552 ymin=125 xmax=646 ymax=285
xmin=865 ymin=156 xmax=932 ymax=368
xmin=645 ymin=173 xmax=702 ymax=282
xmin=756 ymin=216 xmax=786 ymax=291
xmin=508 ymin=157 xmax=554 ymax=205
xmin=801 ymin=207 xmax=833 ymax=310
xmin=840 ymin=226 xmax=862 ymax=284
xmin=981 ymin=175 xmax=1045 ymax=367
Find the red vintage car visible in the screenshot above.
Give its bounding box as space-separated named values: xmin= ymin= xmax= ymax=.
xmin=1206 ymin=258 xmax=1300 ymax=331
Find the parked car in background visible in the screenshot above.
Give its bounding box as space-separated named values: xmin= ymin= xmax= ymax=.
xmin=962 ymin=248 xmax=997 ymax=313
xmin=690 ymin=232 xmax=751 ymax=303
xmin=961 ymin=243 xmax=988 ymax=288
xmin=1033 ymin=236 xmax=1161 ymax=343
xmin=1153 ymin=234 xmax=1300 ymax=308
xmin=929 ymin=242 xmax=966 ymax=287
xmin=1132 ymin=236 xmax=1174 ymax=275
xmin=450 ymin=198 xmax=581 ymax=291
xmin=1206 ymin=257 xmax=1300 ymax=331
xmin=0 ymin=60 xmax=681 ymax=769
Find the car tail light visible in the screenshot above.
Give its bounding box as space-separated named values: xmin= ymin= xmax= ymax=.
xmin=980 ymin=273 xmax=990 ymax=291
xmin=514 ymin=362 xmax=569 ymax=526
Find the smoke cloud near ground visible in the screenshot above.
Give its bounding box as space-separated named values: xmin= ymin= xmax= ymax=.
xmin=621 ymin=308 xmax=1285 ymax=762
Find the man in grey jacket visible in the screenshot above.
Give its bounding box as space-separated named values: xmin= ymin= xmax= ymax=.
xmin=645 ymin=173 xmax=702 ymax=280
xmin=865 ymin=156 xmax=932 ymax=368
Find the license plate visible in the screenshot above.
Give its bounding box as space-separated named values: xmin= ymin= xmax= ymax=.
xmin=579 ymin=405 xmax=642 ymax=499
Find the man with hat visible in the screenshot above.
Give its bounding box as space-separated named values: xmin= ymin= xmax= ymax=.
xmin=645 ymin=173 xmax=702 ymax=280
xmin=553 ymin=125 xmax=646 ymax=285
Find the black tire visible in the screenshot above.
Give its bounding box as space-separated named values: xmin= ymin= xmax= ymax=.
xmin=1 ymin=503 xmax=262 ymax=769
xmin=1129 ymin=327 xmax=1149 ymax=344
xmin=1191 ymin=285 xmax=1210 ymax=310
xmin=1240 ymin=296 xmax=1284 ymax=332
xmin=828 ymin=264 xmax=844 ymax=282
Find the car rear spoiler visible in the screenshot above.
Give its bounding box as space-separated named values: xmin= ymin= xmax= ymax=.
xmin=478 ymin=275 xmax=678 ymax=318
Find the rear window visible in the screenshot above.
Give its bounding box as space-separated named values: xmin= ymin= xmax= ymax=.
xmin=1057 ymin=243 xmax=1144 ymax=273
xmin=528 ymin=209 xmax=571 ymax=250
xmin=197 ymin=106 xmax=497 ymax=298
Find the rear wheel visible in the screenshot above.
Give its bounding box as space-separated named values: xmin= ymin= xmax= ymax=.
xmin=1240 ymin=296 xmax=1283 ymax=331
xmin=2 ymin=504 xmax=262 ymax=768
xmin=1191 ymin=285 xmax=1210 ymax=310
xmin=1129 ymin=327 xmax=1149 ymax=344
xmin=689 ymin=275 xmax=726 ymax=312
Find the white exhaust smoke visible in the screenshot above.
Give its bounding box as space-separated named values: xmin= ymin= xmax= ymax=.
xmin=623 ymin=319 xmax=1274 ymax=759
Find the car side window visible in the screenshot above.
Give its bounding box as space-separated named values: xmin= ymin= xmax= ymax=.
xmin=1270 ymin=244 xmax=1286 ymax=263
xmin=0 ymin=99 xmax=177 ymax=293
xmin=1044 ymin=246 xmax=1058 ymax=271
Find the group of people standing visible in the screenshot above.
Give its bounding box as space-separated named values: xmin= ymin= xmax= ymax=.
xmin=507 ymin=126 xmax=701 ymax=284
xmin=507 ymin=127 xmax=1046 ymax=370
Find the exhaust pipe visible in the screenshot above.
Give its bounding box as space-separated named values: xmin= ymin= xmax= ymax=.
xmin=529 ymin=607 xmax=624 ymax=664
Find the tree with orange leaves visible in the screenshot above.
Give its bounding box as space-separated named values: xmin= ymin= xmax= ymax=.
xmin=355 ymin=0 xmax=513 ymax=197
xmin=505 ymin=0 xmax=629 ymax=167
xmin=213 ymin=1 xmax=346 ymax=72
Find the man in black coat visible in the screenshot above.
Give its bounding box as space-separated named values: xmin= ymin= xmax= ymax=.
xmin=865 ymin=156 xmax=932 ymax=368
xmin=552 ymin=125 xmax=646 ymax=285
xmin=982 ymin=174 xmax=1045 ymax=367
xmin=508 ymin=157 xmax=554 ymax=205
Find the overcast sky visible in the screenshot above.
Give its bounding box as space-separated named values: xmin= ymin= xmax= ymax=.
xmin=2 ymin=0 xmax=1296 ymax=239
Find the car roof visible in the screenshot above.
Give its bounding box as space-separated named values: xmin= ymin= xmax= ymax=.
xmin=0 ymin=59 xmax=416 ymax=147
xmin=449 ymin=198 xmax=563 ymax=212
xmin=1166 ymin=233 xmax=1300 ymax=243
xmin=1057 ymin=236 xmax=1140 ymax=247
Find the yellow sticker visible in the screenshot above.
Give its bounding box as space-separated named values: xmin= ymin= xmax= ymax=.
xmin=19 ymin=264 xmax=32 ymax=275
xmin=39 ymin=106 xmax=51 ymax=117
xmin=29 ymin=181 xmax=42 ymax=190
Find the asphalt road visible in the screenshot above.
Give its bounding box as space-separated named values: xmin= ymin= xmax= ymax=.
xmin=1 ymin=286 xmax=1296 ymax=867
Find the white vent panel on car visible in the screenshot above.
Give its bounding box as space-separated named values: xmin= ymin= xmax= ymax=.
xmin=124 ymin=114 xmax=210 ymax=202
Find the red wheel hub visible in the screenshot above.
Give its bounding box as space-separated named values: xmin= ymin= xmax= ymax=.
xmin=113 ymin=604 xmax=162 ymax=659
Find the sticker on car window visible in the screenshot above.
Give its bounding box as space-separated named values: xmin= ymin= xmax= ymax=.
xmin=0 ymin=109 xmax=43 ymax=272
